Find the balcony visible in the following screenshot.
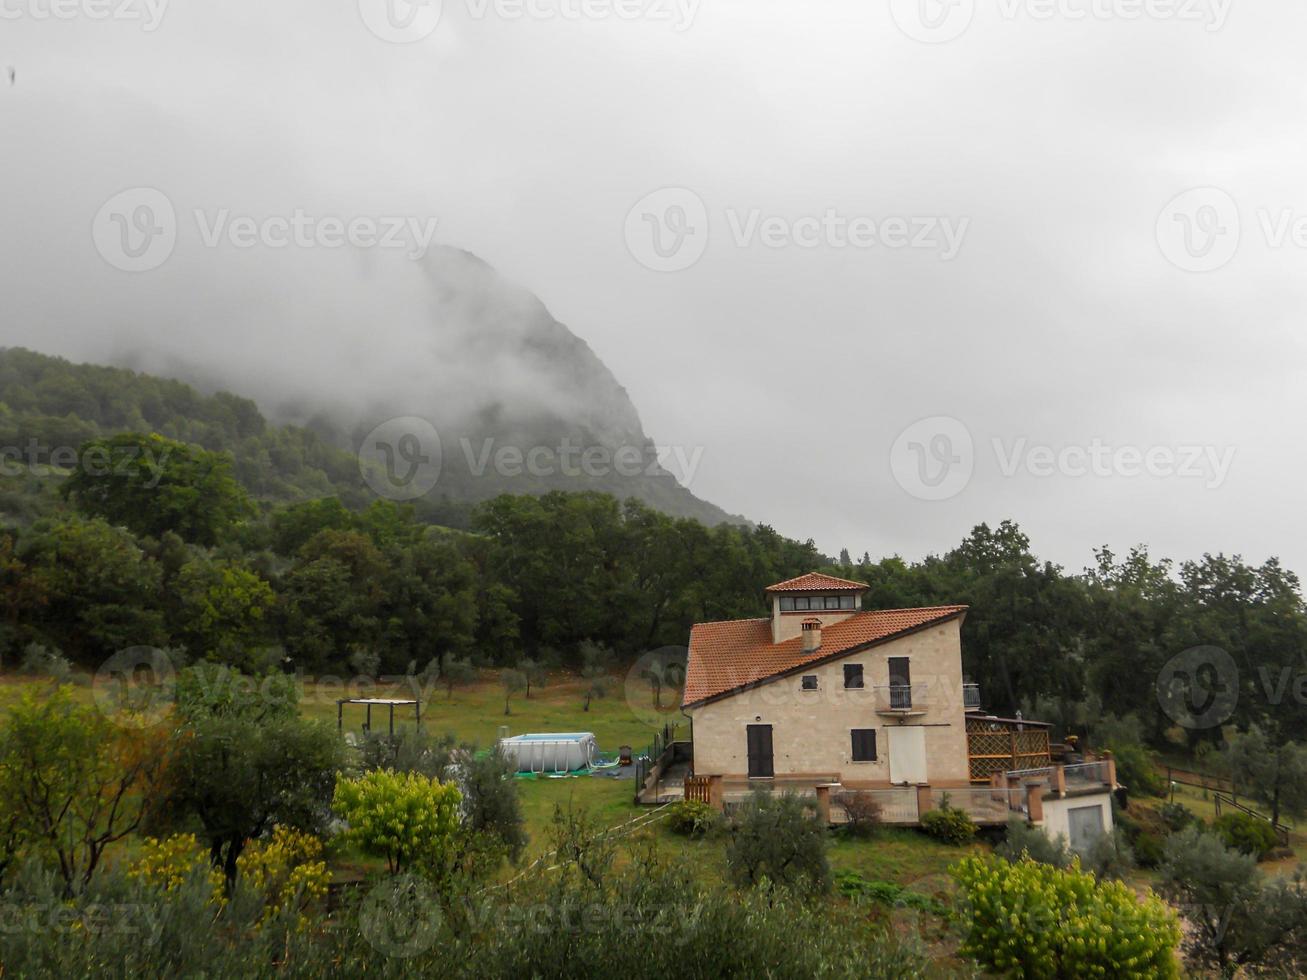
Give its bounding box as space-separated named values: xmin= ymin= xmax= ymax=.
xmin=963 ymin=682 xmax=982 ymax=710
xmin=874 ymin=683 xmax=928 ymax=716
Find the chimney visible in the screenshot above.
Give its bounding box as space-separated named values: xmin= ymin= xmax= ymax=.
xmin=801 ymin=618 xmax=822 ymax=653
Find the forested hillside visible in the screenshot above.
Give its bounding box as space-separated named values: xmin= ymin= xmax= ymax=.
xmin=0 ymin=346 xmax=1305 ymax=791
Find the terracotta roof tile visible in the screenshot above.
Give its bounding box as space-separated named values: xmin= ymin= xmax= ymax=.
xmin=764 ymin=572 xmax=869 ymax=593
xmin=682 ymin=605 xmax=967 ymax=707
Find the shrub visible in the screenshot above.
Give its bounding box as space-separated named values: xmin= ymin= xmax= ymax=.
xmin=1083 ymin=827 xmax=1136 ymax=881
xmin=1159 ymin=801 xmax=1196 ymax=832
xmin=835 ymin=790 xmax=882 ymax=838
xmin=1213 ymin=812 xmax=1278 ymax=860
xmin=834 ymin=869 xmax=945 ymax=915
xmin=724 ymin=790 xmax=830 ymax=898
xmin=1105 ymin=743 xmax=1166 ymax=796
xmin=1132 ymin=830 xmax=1166 ymax=868
xmin=952 ymin=855 xmax=1181 ymax=979
xmin=331 ymin=769 xmax=462 ymax=876
xmin=920 ymin=802 xmax=977 ymax=846
xmin=667 ymin=799 xmax=718 ymax=837
xmin=18 ymin=643 xmax=72 ymax=682
xmin=129 ymin=833 xmax=223 ymax=895
xmin=995 ymin=817 xmax=1073 ymax=868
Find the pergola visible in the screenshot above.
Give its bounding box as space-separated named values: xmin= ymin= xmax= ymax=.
xmin=336 ymin=697 xmax=421 ymax=736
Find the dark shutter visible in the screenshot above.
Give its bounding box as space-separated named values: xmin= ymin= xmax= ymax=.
xmin=746 ymin=725 xmax=774 ymax=778
xmin=851 ymin=729 xmax=877 ymax=761
xmin=844 ymin=664 xmax=864 ymax=689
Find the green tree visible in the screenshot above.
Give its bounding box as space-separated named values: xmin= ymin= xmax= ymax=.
xmin=331 ymin=769 xmax=462 ymax=876
xmin=724 ymin=790 xmax=830 ymax=898
xmin=173 ymin=558 xmax=276 ymax=664
xmin=62 ymin=433 xmax=255 ymax=546
xmin=1160 ymin=826 xmax=1307 ymax=977
xmin=579 ymin=639 xmax=615 ymax=712
xmin=159 ymin=668 xmax=343 ymax=888
xmin=1225 ymin=727 xmax=1307 ymax=828
xmin=440 ymin=656 xmax=477 ymax=700
xmin=500 ymin=668 xmax=526 ymax=716
xmin=20 ymin=516 xmax=166 ymax=664
xmin=0 ymin=688 xmax=171 ymax=894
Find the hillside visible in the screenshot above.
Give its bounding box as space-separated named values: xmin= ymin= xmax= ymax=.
xmin=0 ymin=338 xmax=740 ymax=527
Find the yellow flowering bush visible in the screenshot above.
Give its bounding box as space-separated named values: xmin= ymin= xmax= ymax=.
xmin=128 ymin=828 xmax=328 ymax=925
xmin=332 ymin=768 xmax=463 ymax=875
xmin=237 ymin=825 xmax=330 ymax=923
xmin=128 ymin=833 xmax=224 ymax=897
xmin=951 ymin=854 xmax=1181 ymax=979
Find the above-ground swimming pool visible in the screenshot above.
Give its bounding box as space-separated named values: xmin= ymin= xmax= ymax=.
xmin=499 ymin=732 xmax=598 ymax=773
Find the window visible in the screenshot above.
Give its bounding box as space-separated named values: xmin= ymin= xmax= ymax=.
xmin=794 ymin=596 xmax=811 ymax=611
xmin=840 ymin=595 xmax=855 ymax=610
xmin=844 ymin=664 xmax=864 ymax=689
xmin=851 ymin=729 xmax=877 ymax=761
xmin=824 ymin=596 xmax=840 ymax=609
xmin=801 ymin=675 xmax=818 ymax=691
xmin=779 ymin=596 xmax=795 ymax=611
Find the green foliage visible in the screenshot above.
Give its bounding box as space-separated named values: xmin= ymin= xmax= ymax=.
xmin=1158 ymin=801 xmax=1196 ymax=832
xmin=19 ymin=515 xmax=166 ymax=664
xmin=1225 ymin=727 xmax=1307 ymax=828
xmin=995 ymin=816 xmax=1073 ymax=868
xmin=1104 ymin=742 xmax=1165 ymax=796
xmin=173 ymin=557 xmax=276 ymax=662
xmin=919 ymin=801 xmax=977 ymax=846
xmin=158 ymin=691 xmax=343 ymax=887
xmin=1213 ymin=811 xmax=1279 ymax=859
xmin=666 ymin=799 xmax=719 ymax=837
xmin=1160 ymin=825 xmax=1307 ymax=977
xmin=952 ymin=854 xmax=1181 ymax=979
xmin=1083 ymin=826 xmax=1136 ymax=881
xmin=499 ymin=668 xmax=526 ymax=715
xmin=173 ymin=662 xmax=299 ymax=722
xmin=0 ymin=687 xmax=171 ymax=893
xmin=62 ymin=433 xmax=255 ymax=545
xmin=833 ymin=869 xmax=945 ymax=915
xmin=724 ymin=790 xmax=830 ymax=898
xmin=331 ymin=769 xmax=463 ymax=876
xmin=579 ymin=639 xmax=614 ymax=711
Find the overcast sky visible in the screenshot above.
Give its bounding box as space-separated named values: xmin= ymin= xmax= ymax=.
xmin=3 ymin=1 xmax=1306 ymax=574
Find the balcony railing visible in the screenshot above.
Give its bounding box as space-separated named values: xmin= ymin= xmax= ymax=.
xmin=875 ymin=683 xmax=928 ymax=714
xmin=963 ymin=683 xmax=982 ymax=709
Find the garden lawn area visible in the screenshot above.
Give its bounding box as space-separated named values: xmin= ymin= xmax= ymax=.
xmin=297 ymin=671 xmax=673 ymax=755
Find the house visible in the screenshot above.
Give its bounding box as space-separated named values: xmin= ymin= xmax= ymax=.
xmin=682 ymin=572 xmax=973 ymax=790
xmin=669 ymin=571 xmax=1117 ymax=849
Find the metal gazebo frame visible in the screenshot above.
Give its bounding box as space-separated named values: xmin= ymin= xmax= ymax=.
xmin=336 ymin=697 xmax=421 ymax=736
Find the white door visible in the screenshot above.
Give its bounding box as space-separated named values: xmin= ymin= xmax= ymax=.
xmin=888 ymin=727 xmax=928 ymax=784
